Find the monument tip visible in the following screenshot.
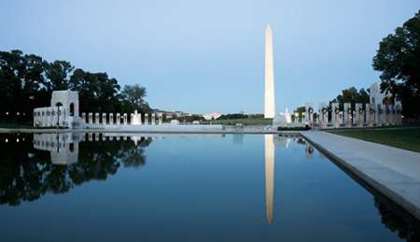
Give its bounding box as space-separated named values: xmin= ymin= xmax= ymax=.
xmin=266 ymin=24 xmax=271 ymax=31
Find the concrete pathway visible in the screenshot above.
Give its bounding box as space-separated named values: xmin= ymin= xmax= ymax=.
xmin=301 ymin=131 xmax=420 ymax=220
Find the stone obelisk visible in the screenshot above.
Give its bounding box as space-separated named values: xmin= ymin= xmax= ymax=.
xmin=265 ymin=24 xmax=275 ymax=118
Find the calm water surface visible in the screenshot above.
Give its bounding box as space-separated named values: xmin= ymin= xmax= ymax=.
xmin=0 ymin=133 xmax=418 ymax=242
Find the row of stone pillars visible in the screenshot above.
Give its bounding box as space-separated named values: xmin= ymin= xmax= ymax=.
xmin=304 ymin=102 xmax=402 ymax=128
xmin=81 ymin=111 xmax=163 ymax=125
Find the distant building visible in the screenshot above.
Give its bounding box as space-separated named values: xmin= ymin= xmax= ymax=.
xmin=203 ymin=112 xmax=222 ymax=120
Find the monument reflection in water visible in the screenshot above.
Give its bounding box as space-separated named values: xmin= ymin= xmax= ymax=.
xmin=32 ymin=133 xmax=151 ymax=166
xmin=32 ymin=133 xmax=308 ymax=226
xmin=264 ymin=134 xmax=300 ymax=225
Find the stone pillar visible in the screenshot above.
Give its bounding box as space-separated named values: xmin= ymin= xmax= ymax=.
xmin=386 ymin=105 xmax=392 ymax=126
xmin=123 ymin=113 xmax=128 ymax=125
xmin=151 ymin=113 xmax=155 ymax=125
xmin=373 ymin=104 xmax=379 ymax=126
xmin=145 ymin=113 xmax=149 ymax=125
xmin=95 ymin=113 xmax=100 ymax=124
xmin=158 ymin=113 xmax=163 ymax=125
xmin=305 ymin=102 xmax=314 ymax=127
xmin=102 ymin=113 xmax=107 ymax=124
xmin=95 ymin=133 xmax=100 ymax=141
xmin=130 ymin=113 xmax=134 ymax=125
xmin=365 ymin=105 xmax=370 ymax=126
xmin=139 ymin=113 xmax=143 ymax=125
xmin=116 ymin=113 xmax=120 ymax=125
xmin=355 ymin=103 xmax=363 ymax=127
xmin=88 ymin=133 xmax=93 ymax=141
xmin=82 ymin=113 xmax=86 ymax=123
xmin=377 ymin=104 xmax=384 ymax=126
xmin=352 ymin=110 xmax=357 ymax=126
xmin=109 ymin=113 xmax=114 ymax=124
xmin=88 ymin=113 xmax=93 ymax=124
xmin=331 ymin=103 xmax=339 ymax=128
xmin=319 ymin=103 xmax=328 ymax=128
xmin=389 ymin=105 xmax=395 ymax=125
xmin=344 ymin=103 xmax=351 ymax=127
xmin=395 ymin=104 xmax=402 ymax=125
xmin=368 ymin=104 xmax=374 ymax=127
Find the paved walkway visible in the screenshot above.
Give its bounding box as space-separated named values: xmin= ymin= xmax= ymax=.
xmin=301 ymin=131 xmax=420 ymax=220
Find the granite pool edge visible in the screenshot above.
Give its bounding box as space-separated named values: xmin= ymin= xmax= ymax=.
xmin=300 ymin=131 xmax=420 ymax=221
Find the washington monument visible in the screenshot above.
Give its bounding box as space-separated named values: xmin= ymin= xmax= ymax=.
xmin=264 ymin=24 xmax=275 ymax=118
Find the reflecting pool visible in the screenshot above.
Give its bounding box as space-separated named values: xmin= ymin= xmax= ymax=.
xmin=0 ymin=133 xmax=418 ymax=241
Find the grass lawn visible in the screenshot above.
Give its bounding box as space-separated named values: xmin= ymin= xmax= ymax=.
xmin=202 ymin=118 xmax=272 ymax=126
xmin=328 ymin=127 xmax=420 ymax=153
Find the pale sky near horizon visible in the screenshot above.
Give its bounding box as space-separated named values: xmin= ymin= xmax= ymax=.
xmin=1 ymin=0 xmax=419 ymax=114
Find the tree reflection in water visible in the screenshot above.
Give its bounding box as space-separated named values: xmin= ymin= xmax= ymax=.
xmin=374 ymin=197 xmax=420 ymax=242
xmin=0 ymin=133 xmax=151 ymax=206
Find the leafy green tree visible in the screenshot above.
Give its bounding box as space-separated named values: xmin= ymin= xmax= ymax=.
xmin=44 ymin=60 xmax=74 ymax=90
xmin=120 ymin=84 xmax=151 ymax=113
xmin=69 ymin=71 xmax=121 ymax=113
xmin=373 ymin=10 xmax=420 ymax=118
xmin=0 ymin=50 xmax=47 ymax=122
xmin=0 ymin=49 xmax=152 ymax=121
xmin=330 ymin=87 xmax=370 ymax=110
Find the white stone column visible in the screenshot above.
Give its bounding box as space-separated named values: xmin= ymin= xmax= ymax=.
xmin=139 ymin=113 xmax=143 ymax=125
xmin=88 ymin=133 xmax=93 ymax=141
xmin=151 ymin=113 xmax=155 ymax=125
xmin=355 ymin=103 xmax=362 ymax=127
xmin=389 ymin=105 xmax=395 ymax=125
xmin=145 ymin=113 xmax=149 ymax=125
xmin=109 ymin=113 xmax=114 ymax=124
xmin=386 ymin=105 xmax=392 ymax=126
xmin=116 ymin=113 xmax=120 ymax=125
xmin=158 ymin=113 xmax=163 ymax=125
xmin=352 ymin=110 xmax=357 ymax=126
xmin=368 ymin=104 xmax=374 ymax=127
xmin=88 ymin=113 xmax=93 ymax=124
xmin=344 ymin=103 xmax=351 ymax=127
xmin=377 ymin=104 xmax=384 ymax=126
xmin=102 ymin=113 xmax=107 ymax=124
xmin=331 ymin=103 xmax=339 ymax=128
xmin=305 ymin=102 xmax=314 ymax=127
xmin=374 ymin=104 xmax=379 ymax=126
xmin=319 ymin=103 xmax=327 ymax=128
xmin=95 ymin=113 xmax=100 ymax=124
xmin=81 ymin=113 xmax=86 ymax=123
xmin=130 ymin=113 xmax=134 ymax=125
xmin=123 ymin=113 xmax=128 ymax=125
xmin=395 ymin=104 xmax=402 ymax=125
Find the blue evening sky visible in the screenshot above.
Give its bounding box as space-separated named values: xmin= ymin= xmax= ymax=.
xmin=1 ymin=0 xmax=419 ymax=114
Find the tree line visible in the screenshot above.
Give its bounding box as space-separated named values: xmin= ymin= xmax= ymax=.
xmin=373 ymin=10 xmax=420 ymax=119
xmin=0 ymin=50 xmax=151 ymax=122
